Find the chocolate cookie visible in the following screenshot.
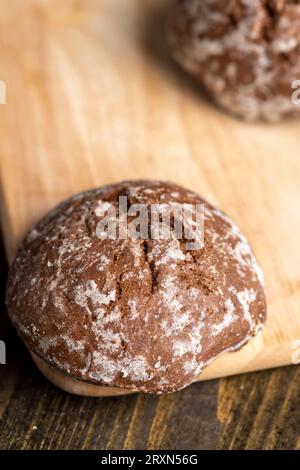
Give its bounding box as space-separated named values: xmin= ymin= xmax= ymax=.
xmin=167 ymin=0 xmax=300 ymax=122
xmin=6 ymin=180 xmax=267 ymax=394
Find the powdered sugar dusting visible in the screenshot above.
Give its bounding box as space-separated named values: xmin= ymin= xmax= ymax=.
xmin=237 ymin=289 xmax=257 ymax=328
xmin=91 ymin=353 xmax=152 ymax=384
xmin=75 ymin=280 xmax=116 ymax=307
xmin=211 ymin=299 xmax=237 ymax=336
xmin=95 ymin=201 xmax=113 ymax=217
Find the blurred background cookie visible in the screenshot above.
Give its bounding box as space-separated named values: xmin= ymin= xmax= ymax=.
xmin=167 ymin=0 xmax=300 ymax=121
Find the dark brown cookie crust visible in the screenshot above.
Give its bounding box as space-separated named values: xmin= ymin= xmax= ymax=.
xmin=167 ymin=0 xmax=300 ymax=122
xmin=6 ymin=180 xmax=266 ymax=393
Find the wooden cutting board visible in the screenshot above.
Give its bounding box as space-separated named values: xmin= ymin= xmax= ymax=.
xmin=1 ymin=0 xmax=300 ymax=383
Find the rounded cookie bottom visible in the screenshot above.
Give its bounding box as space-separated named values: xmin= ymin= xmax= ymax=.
xmin=30 ymin=351 xmax=136 ymax=397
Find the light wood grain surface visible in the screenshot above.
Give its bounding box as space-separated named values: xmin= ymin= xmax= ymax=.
xmin=0 ymin=0 xmax=300 ymax=387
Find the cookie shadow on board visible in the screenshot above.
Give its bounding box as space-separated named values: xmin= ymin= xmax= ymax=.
xmin=138 ymin=0 xmax=215 ymax=110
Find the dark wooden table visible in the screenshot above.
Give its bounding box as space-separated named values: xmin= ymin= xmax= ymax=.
xmin=0 ymin=239 xmax=299 ymax=450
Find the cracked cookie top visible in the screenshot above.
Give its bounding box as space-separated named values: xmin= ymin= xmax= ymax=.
xmin=6 ymin=180 xmax=267 ymax=393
